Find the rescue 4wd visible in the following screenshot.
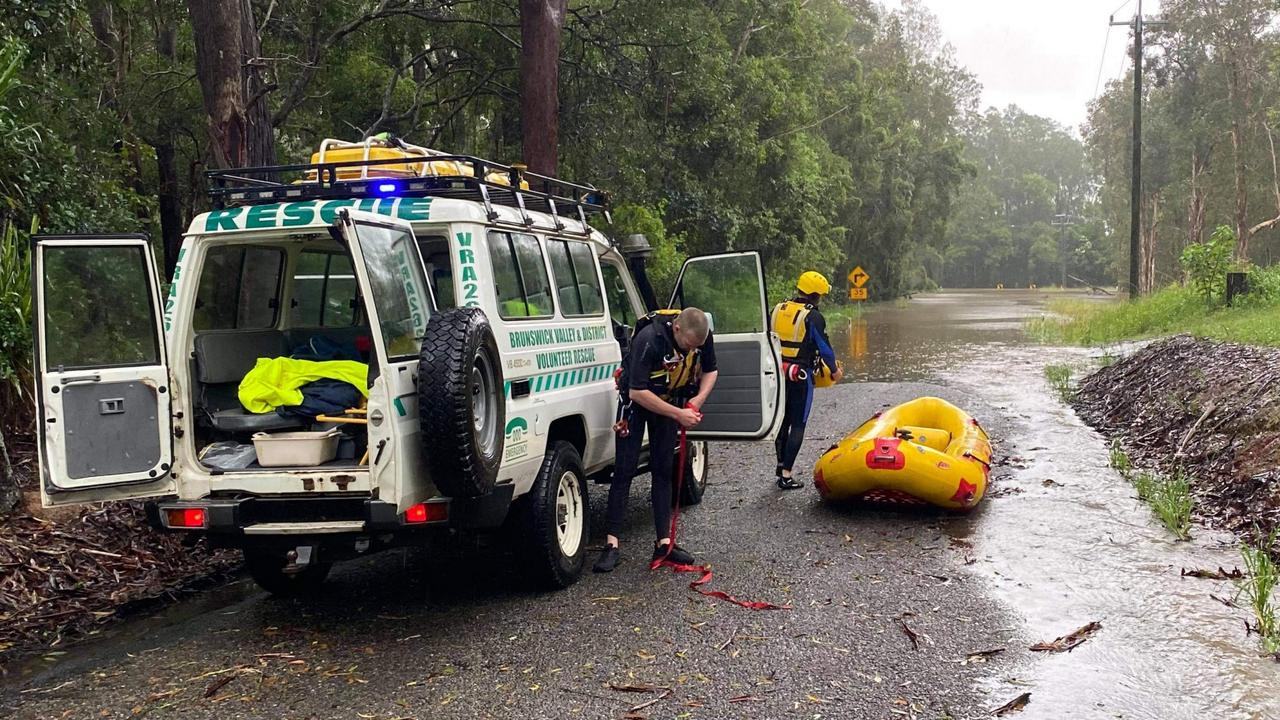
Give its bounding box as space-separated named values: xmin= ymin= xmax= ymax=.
xmin=31 ymin=136 xmax=784 ymax=595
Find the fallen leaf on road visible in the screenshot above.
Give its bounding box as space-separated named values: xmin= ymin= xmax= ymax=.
xmin=203 ymin=674 xmax=237 ymax=698
xmin=592 ymin=596 xmax=624 ymax=603
xmin=993 ymin=692 xmax=1031 ymax=715
xmin=1180 ymin=567 xmax=1245 ymax=580
xmin=897 ymin=616 xmax=920 ymax=651
xmin=628 ymin=688 xmax=674 ymax=713
xmin=1030 ymin=622 xmax=1101 ymax=652
xmin=1041 ymin=479 xmax=1064 ymax=487
xmin=962 ymin=648 xmax=1005 ymax=665
xmin=728 ymin=695 xmax=763 ymax=703
xmin=806 ymin=694 xmax=834 ymax=705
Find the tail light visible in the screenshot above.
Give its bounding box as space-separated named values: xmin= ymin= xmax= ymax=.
xmin=165 ymin=507 xmax=207 ymax=529
xmin=404 ymin=502 xmax=448 ymax=524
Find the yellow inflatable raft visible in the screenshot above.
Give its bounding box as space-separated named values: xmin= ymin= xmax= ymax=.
xmin=813 ymin=397 xmax=991 ymax=511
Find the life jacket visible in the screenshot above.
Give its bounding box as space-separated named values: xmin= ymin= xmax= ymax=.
xmin=772 ymin=300 xmax=814 ymax=365
xmin=619 ymin=309 xmax=702 ymax=402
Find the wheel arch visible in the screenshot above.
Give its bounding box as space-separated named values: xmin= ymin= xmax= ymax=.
xmin=546 ymin=414 xmax=587 ymax=460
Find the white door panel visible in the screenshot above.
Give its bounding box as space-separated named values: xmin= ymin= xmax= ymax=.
xmin=35 ymin=236 xmax=176 ymax=506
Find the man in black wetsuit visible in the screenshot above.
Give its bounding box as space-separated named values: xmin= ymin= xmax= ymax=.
xmin=594 ymin=307 xmax=718 ymax=573
xmin=772 ymin=271 xmax=841 ymax=489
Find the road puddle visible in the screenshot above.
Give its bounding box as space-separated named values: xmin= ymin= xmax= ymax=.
xmin=830 ymin=289 xmax=1280 ymax=719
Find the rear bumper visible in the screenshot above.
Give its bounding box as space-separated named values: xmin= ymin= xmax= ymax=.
xmin=145 ymin=484 xmax=515 ymax=535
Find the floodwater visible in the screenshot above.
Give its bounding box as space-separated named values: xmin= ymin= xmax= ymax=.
xmin=829 ymin=289 xmax=1280 ymax=719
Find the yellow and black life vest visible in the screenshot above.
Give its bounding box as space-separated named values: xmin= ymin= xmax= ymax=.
xmin=772 ymin=301 xmax=813 ymax=362
xmin=628 ymin=309 xmax=702 ymax=401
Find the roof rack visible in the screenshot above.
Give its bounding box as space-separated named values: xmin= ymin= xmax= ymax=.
xmin=205 ymin=140 xmax=611 ymax=234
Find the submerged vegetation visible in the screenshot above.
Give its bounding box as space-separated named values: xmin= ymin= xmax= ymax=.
xmin=1131 ymin=469 xmax=1194 ymax=541
xmin=1240 ymin=532 xmax=1280 ymax=655
xmin=1043 ymin=363 xmax=1074 ymax=403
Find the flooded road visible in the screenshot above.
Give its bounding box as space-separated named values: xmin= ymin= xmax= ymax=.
xmin=5 ymin=289 xmax=1277 ymax=719
xmin=831 ymin=289 xmax=1280 ymax=719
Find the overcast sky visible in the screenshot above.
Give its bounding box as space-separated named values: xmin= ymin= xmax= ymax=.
xmin=884 ymin=0 xmax=1162 ymax=134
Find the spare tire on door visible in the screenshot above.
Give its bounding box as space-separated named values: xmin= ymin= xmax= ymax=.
xmin=418 ymin=307 xmax=505 ymax=498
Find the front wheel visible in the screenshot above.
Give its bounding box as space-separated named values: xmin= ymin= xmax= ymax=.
xmin=243 ymin=547 xmax=332 ymax=597
xmin=674 ymin=440 xmax=709 ymax=506
xmin=516 ymin=442 xmax=589 ymax=589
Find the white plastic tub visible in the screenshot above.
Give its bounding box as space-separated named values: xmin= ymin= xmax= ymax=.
xmin=252 ymin=429 xmax=341 ymax=467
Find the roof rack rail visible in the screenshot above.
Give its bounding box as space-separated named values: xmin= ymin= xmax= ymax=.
xmin=204 ymin=153 xmax=611 ymax=232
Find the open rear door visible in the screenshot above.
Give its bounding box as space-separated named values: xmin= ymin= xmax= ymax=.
xmin=669 ymin=252 xmax=783 ymax=441
xmin=335 ymin=210 xmax=435 ymax=512
xmin=34 ymin=235 xmax=175 ymax=506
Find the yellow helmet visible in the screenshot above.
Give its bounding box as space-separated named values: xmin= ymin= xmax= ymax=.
xmin=796 ymin=271 xmax=831 ymax=296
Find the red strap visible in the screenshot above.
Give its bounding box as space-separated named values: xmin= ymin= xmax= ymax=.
xmin=649 ymin=417 xmax=791 ymax=611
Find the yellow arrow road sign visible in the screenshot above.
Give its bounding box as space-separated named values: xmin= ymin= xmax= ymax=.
xmin=848 ymin=266 xmax=869 ymax=288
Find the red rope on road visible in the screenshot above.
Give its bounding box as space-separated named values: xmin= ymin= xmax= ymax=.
xmin=649 ymin=414 xmax=791 ymax=611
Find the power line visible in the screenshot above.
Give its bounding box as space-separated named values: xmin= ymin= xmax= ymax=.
xmin=1093 ymin=26 xmax=1113 ymax=99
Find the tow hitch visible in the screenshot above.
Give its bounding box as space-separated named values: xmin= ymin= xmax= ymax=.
xmin=283 ymin=546 xmax=316 ymax=575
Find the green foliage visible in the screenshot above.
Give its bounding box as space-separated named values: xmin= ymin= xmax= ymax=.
xmin=1108 ymin=439 xmax=1131 ymax=475
xmin=1044 ymin=363 xmax=1074 ymax=403
xmin=1030 ymin=276 xmax=1280 ymax=347
xmin=1180 ymin=225 xmax=1236 ymax=302
xmin=0 ymin=218 xmax=33 ymax=433
xmin=1131 ymin=468 xmax=1193 ymax=540
xmin=942 ymin=107 xmax=1108 ymax=289
xmin=1240 ymin=530 xmax=1280 ymax=654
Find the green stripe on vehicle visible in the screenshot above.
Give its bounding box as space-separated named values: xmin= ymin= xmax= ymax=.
xmin=506 ymin=362 xmax=618 ymax=399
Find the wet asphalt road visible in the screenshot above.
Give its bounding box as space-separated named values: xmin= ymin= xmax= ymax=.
xmin=4 ymin=382 xmax=1025 ymax=720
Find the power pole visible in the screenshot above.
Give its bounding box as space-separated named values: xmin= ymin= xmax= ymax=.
xmin=1052 ymin=213 xmax=1080 ymax=288
xmin=1111 ymin=2 xmax=1166 ymax=298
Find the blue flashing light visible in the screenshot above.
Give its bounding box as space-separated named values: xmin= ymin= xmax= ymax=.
xmin=376 ymin=182 xmax=400 ymax=195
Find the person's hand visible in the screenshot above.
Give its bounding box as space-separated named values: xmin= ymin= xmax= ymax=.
xmin=687 ymin=395 xmax=706 ymax=411
xmin=832 ymin=367 xmax=845 ymax=384
xmin=673 ymin=407 xmax=702 ymax=429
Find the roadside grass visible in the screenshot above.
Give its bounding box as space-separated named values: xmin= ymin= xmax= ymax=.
xmin=1108 ymin=439 xmax=1131 ymax=475
xmin=1131 ymin=468 xmax=1194 ymax=540
xmin=1044 ymin=363 xmax=1074 ymax=403
xmin=1110 ymin=443 xmax=1193 ymax=540
xmin=1027 ymin=278 xmax=1280 ymax=347
xmin=1240 ymin=530 xmax=1280 ymax=654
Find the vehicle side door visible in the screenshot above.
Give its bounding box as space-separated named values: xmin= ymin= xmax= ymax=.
xmin=669 ymin=252 xmax=783 ymax=441
xmin=34 ymin=235 xmax=177 ymax=506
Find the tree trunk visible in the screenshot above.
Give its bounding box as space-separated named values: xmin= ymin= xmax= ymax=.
xmin=1140 ymin=192 xmax=1159 ymax=295
xmin=1187 ymin=147 xmax=1208 ymax=250
xmin=519 ymin=0 xmax=567 ymax=175
xmin=0 ymin=427 xmax=17 ymax=517
xmin=187 ymin=0 xmax=275 ymax=169
xmin=1227 ymin=61 xmax=1250 ymax=260
xmin=155 ymin=23 xmax=184 ymax=279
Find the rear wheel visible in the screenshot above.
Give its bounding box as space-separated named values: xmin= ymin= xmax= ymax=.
xmin=674 ymin=440 xmax=709 ymax=506
xmin=243 ymin=547 xmax=332 ymax=597
xmin=516 ymin=442 xmax=589 ymax=589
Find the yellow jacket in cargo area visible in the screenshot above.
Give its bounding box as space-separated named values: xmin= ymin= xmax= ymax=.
xmin=237 ymin=357 xmax=368 ymax=414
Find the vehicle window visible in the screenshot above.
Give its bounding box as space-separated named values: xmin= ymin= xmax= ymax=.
xmin=547 ymin=239 xmax=604 ymax=317
xmin=488 ymin=231 xmax=554 ymax=319
xmin=417 ymin=235 xmax=454 ymax=308
xmin=193 ymin=245 xmax=283 ymax=330
xmin=600 ymin=261 xmax=637 ymax=326
xmin=673 ymin=254 xmax=764 ymax=334
xmin=290 ymin=251 xmax=358 ymax=327
xmin=351 ymin=222 xmax=432 ymax=359
xmin=42 ymin=245 xmax=159 ymax=369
